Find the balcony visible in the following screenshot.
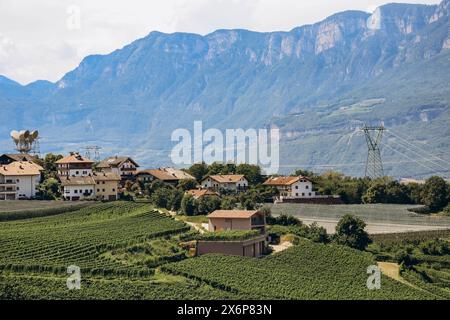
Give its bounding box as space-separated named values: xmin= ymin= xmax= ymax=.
xmin=0 ymin=181 xmax=15 ymax=185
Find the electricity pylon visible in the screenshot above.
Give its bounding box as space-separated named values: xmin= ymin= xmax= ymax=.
xmin=362 ymin=124 xmax=386 ymax=179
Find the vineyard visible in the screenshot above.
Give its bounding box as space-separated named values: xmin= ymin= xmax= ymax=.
xmin=369 ymin=229 xmax=450 ymax=299
xmin=162 ymin=240 xmax=436 ymax=300
xmin=0 ymin=202 xmax=190 ymax=278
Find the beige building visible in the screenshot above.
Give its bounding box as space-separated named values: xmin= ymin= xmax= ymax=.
xmin=135 ymin=169 xmax=179 ymax=186
xmin=0 ymin=161 xmax=43 ymax=200
xmin=197 ymin=209 xmax=267 ymax=258
xmin=207 ymin=210 xmax=266 ymax=234
xmin=93 ymin=172 xmax=121 ymax=201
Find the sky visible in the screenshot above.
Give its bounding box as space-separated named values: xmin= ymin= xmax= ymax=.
xmin=0 ymin=0 xmax=441 ymax=84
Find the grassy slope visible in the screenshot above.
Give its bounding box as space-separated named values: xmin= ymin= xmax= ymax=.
xmin=163 ymin=240 xmax=436 ymax=300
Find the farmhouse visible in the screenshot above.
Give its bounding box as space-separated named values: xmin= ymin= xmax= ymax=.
xmin=0 ymin=161 xmax=43 ymax=200
xmin=56 ymin=153 xmax=94 ymax=177
xmin=197 ymin=209 xmax=267 ymax=258
xmin=135 ymin=169 xmax=179 ymax=186
xmin=201 ymin=175 xmax=248 ymax=192
xmin=264 ymin=175 xmax=342 ymax=204
xmin=97 ymin=156 xmax=139 ymax=181
xmin=264 ymin=175 xmax=316 ymax=199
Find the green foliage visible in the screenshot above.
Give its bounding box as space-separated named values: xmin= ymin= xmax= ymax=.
xmin=177 ymin=179 xmax=198 ymax=191
xmin=267 ymin=213 xmax=302 ymax=226
xmin=419 ymin=239 xmax=450 ymax=256
xmin=235 ymin=164 xmax=263 ymax=185
xmin=0 ymin=202 xmax=189 ymax=278
xmin=187 ymin=163 xmax=209 ymax=183
xmin=180 ymin=194 xmax=196 ymax=216
xmin=163 ymin=240 xmax=433 ymax=300
xmin=420 ymin=176 xmax=450 ymax=212
xmin=362 ymin=180 xmax=414 ymax=204
xmin=220 ymin=196 xmax=237 ymax=210
xmin=267 ymin=223 xmax=329 ymax=244
xmin=0 ymin=202 xmax=91 ymax=222
xmin=0 ymin=275 xmax=237 ymax=300
xmin=200 ymin=230 xmax=261 ymax=241
xmin=334 ymin=214 xmax=371 ymax=250
xmin=36 ymin=178 xmax=61 ymax=200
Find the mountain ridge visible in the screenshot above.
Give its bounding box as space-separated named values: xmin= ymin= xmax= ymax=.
xmin=0 ymin=1 xmax=449 ymax=178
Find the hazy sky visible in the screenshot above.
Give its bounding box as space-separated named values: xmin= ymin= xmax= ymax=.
xmin=0 ymin=0 xmax=441 ymax=84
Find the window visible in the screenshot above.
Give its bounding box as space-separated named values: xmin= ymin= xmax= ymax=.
xmin=306 ymin=185 xmax=309 ymax=189
xmin=83 ymin=171 xmax=87 ymax=175
xmin=16 ymin=179 xmax=20 ymax=182
xmin=74 ymin=190 xmax=78 ymax=194
xmin=102 ymin=189 xmax=105 ymax=192
xmin=302 ymin=193 xmax=305 ymax=196
xmin=295 ymin=185 xmax=298 ymax=189
xmin=309 ymin=193 xmax=312 ymax=196
xmin=97 ymin=189 xmax=100 ymax=192
xmin=17 ymin=187 xmax=20 ymax=190
xmin=76 ymin=171 xmax=79 ymax=175
xmin=296 ymin=193 xmax=298 ymax=196
xmin=112 ymin=189 xmax=115 ymax=192
xmin=102 ymin=181 xmax=105 ymax=185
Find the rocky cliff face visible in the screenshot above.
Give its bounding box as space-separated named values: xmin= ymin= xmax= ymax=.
xmin=0 ymin=1 xmax=449 ymax=177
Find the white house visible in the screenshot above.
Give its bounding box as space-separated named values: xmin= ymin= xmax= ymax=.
xmin=201 ymin=175 xmax=248 ymax=192
xmin=263 ymin=175 xmax=316 ymax=199
xmin=60 ymin=176 xmax=96 ymax=201
xmin=0 ymin=161 xmax=43 ymax=200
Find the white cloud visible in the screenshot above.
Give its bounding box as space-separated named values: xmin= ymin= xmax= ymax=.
xmin=0 ymin=0 xmax=441 ymax=84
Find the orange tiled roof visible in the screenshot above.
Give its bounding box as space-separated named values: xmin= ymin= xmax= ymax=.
xmin=136 ymin=169 xmax=179 ymax=181
xmin=0 ymin=161 xmax=43 ymax=176
xmin=263 ymin=175 xmax=311 ymax=186
xmin=206 ymin=175 xmax=246 ymax=183
xmin=186 ymin=189 xmax=218 ymax=198
xmin=56 ymin=154 xmax=94 ymax=164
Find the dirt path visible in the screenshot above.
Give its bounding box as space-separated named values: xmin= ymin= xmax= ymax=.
xmin=270 ymin=241 xmax=293 ymax=253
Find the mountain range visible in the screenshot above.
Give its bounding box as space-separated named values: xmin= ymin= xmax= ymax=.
xmin=1 ymin=0 xmax=449 ymax=178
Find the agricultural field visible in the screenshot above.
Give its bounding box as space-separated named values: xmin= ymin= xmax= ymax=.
xmin=369 ymin=230 xmax=450 ymax=299
xmin=0 ymin=200 xmax=86 ymax=213
xmin=162 ymin=240 xmax=436 ymax=300
xmin=2 ymin=201 xmax=448 ymax=300
xmin=270 ymin=203 xmax=450 ymax=234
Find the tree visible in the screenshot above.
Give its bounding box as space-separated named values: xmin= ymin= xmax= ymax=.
xmin=236 ymin=164 xmax=263 ymax=185
xmin=420 ymin=176 xmax=450 ymax=212
xmin=177 ymin=179 xmax=198 ymax=191
xmin=334 ymin=214 xmax=371 ymax=250
xmin=221 ymin=196 xmax=237 ymax=210
xmin=181 ymin=194 xmax=196 ymax=216
xmin=187 ymin=163 xmax=209 ymax=183
xmin=151 ymin=188 xmax=171 ymax=209
xmin=36 ymin=178 xmax=61 ymax=200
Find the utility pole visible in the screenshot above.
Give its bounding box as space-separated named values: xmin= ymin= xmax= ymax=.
xmin=362 ymin=124 xmax=386 ymax=179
